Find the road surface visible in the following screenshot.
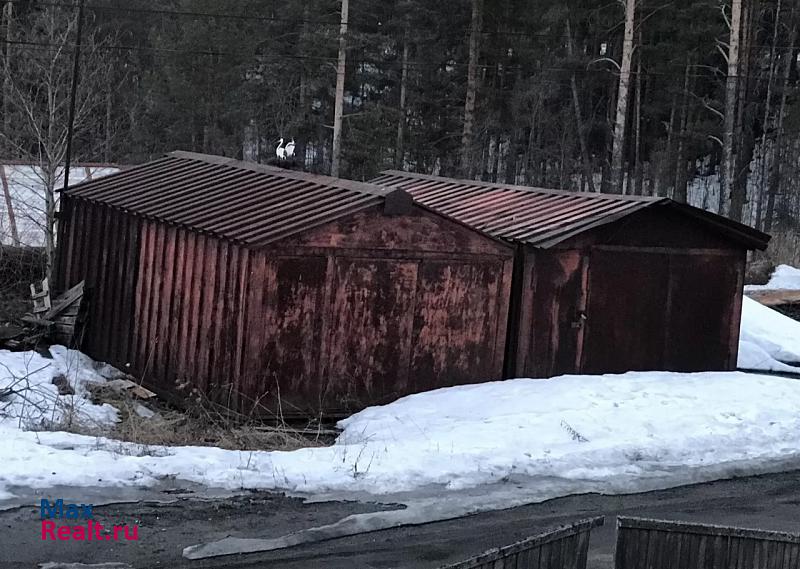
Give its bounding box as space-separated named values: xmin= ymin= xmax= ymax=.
xmin=2 ymin=470 xmax=800 ymax=568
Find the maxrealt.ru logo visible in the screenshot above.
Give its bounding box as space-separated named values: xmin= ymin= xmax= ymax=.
xmin=40 ymin=499 xmax=139 ymax=541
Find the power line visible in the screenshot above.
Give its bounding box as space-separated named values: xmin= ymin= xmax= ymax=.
xmin=5 ymin=0 xmax=800 ymax=51
xmin=1 ymin=38 xmax=785 ymax=83
xmin=6 ymin=0 xmax=340 ymax=26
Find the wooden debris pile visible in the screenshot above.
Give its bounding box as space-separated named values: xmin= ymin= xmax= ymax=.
xmin=2 ymin=279 xmax=88 ymax=350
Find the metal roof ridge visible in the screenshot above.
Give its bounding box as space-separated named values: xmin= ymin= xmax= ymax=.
xmin=378 ymin=169 xmax=665 ymax=203
xmin=169 ymin=151 xmax=393 ymax=198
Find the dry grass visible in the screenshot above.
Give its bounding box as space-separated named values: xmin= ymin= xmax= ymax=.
xmin=87 ymin=382 xmax=337 ymax=452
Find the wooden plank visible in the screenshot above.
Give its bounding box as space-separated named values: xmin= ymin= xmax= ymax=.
xmin=617 ymin=518 xmax=800 ymax=543
xmin=439 ymin=518 xmax=603 ymax=569
xmin=746 ymin=289 xmax=800 ymax=306
xmin=43 ymin=281 xmax=84 ymax=320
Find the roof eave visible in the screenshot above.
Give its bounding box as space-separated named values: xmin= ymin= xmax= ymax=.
xmin=661 ymin=201 xmax=771 ymax=251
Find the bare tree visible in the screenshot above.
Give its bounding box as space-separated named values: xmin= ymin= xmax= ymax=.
xmin=395 ymin=15 xmax=410 ymax=170
xmin=330 ymin=0 xmax=348 ymax=178
xmin=718 ymin=0 xmax=744 ymax=217
xmin=764 ymin=12 xmax=797 ymax=233
xmin=460 ymin=0 xmax=483 ymax=178
xmin=566 ymin=19 xmax=596 ymax=193
xmin=0 ymin=6 xmax=118 ymax=277
xmin=2 ymin=0 xmax=14 ymax=152
xmin=608 ymin=0 xmax=637 ymax=194
xmin=754 ymin=0 xmax=782 ymax=229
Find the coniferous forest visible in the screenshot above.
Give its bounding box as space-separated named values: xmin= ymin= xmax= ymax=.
xmin=2 ymin=0 xmax=800 ymax=263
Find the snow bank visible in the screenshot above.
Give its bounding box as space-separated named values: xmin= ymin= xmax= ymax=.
xmin=738 ymin=297 xmax=800 ymax=367
xmin=4 ymin=366 xmax=800 ymax=503
xmin=745 ymin=265 xmax=800 ymax=292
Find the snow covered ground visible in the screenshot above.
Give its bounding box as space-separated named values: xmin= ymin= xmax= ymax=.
xmin=745 ymin=264 xmax=800 ymax=292
xmin=3 ymin=348 xmax=800 ymax=506
xmin=1 ymin=296 xmax=799 ymax=517
xmin=738 ymin=296 xmax=800 ymax=371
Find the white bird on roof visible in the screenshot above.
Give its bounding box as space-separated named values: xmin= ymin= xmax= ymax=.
xmin=276 ymin=138 xmax=286 ymax=161
xmin=285 ymin=139 xmax=296 ymax=160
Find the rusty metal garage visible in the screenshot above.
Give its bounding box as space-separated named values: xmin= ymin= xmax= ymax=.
xmin=55 ymin=153 xmax=514 ymax=415
xmin=371 ymin=171 xmax=771 ymax=378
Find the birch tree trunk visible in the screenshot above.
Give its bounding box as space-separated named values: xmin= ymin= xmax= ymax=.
xmin=729 ymin=0 xmax=754 ymax=223
xmin=0 ymin=166 xmax=19 ymax=245
xmin=460 ymin=0 xmax=483 ymax=178
xmin=719 ymin=0 xmax=743 ymax=217
xmin=608 ymin=0 xmax=636 ymax=194
xmin=330 ymin=0 xmax=348 ymax=178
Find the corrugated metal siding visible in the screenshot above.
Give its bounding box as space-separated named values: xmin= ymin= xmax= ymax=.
xmin=57 ymin=197 xmax=142 ymax=365
xmin=129 ymin=220 xmax=253 ymax=403
xmin=372 ymin=171 xmax=770 ymax=249
xmin=57 ymin=191 xmax=514 ymax=415
xmin=66 ymin=151 xmax=387 ymax=247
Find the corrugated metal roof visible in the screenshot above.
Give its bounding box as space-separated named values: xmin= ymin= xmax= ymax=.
xmin=66 ymin=151 xmax=391 ymax=247
xmin=371 ymin=170 xmax=770 ymax=249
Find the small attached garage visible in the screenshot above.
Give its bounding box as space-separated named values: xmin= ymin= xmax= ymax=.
xmin=371 ymin=171 xmax=771 ymax=378
xmin=55 ymin=152 xmax=514 ymax=415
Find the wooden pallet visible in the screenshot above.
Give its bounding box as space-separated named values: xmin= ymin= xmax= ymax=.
xmin=21 ymin=280 xmax=87 ymax=347
xmin=745 ymin=288 xmax=800 ymax=306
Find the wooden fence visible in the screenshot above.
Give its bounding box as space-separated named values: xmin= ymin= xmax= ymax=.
xmin=615 ymin=517 xmax=800 ymax=569
xmin=440 ymin=516 xmax=604 ymax=569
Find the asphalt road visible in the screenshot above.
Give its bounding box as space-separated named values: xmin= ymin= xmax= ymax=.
xmin=2 ymin=470 xmax=800 ymax=569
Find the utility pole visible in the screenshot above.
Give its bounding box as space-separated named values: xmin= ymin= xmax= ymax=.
xmin=608 ymin=0 xmax=637 ymax=194
xmin=62 ymin=0 xmax=85 ymax=193
xmin=718 ymin=0 xmax=743 ymax=217
xmin=330 ymin=0 xmax=348 ymax=178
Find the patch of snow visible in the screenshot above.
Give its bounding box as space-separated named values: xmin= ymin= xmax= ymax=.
xmin=0 ymin=346 xmax=118 ymax=431
xmin=745 ymin=265 xmax=800 ymax=292
xmin=739 ymin=297 xmax=800 ymax=367
xmin=738 ymin=340 xmax=800 ymax=373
